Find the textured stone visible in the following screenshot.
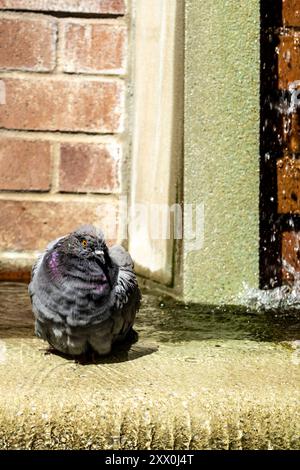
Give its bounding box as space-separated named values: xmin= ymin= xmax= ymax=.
xmin=277 ymin=156 xmax=300 ymax=213
xmin=0 ymin=15 xmax=56 ymax=72
xmin=0 ymin=137 xmax=51 ymax=191
xmin=0 ymin=200 xmax=118 ymax=250
xmin=278 ymin=32 xmax=300 ymax=89
xmin=62 ymin=21 xmax=126 ymax=74
xmin=184 ymin=0 xmax=260 ymax=303
xmin=59 ymin=142 xmax=119 ymax=194
xmin=0 ymin=0 xmax=125 ymax=14
xmin=283 ymin=0 xmax=300 ymax=27
xmin=0 ymin=285 xmax=299 ymax=450
xmin=0 ymin=77 xmax=123 ymax=133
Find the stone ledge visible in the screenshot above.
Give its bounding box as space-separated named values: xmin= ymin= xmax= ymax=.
xmin=0 ymin=283 xmax=299 ymax=449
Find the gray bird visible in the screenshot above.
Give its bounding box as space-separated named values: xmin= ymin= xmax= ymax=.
xmin=29 ymin=225 xmax=141 ymax=356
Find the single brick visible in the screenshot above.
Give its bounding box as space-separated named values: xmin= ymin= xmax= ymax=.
xmin=62 ymin=21 xmax=126 ymax=74
xmin=278 ymin=32 xmax=300 ymax=89
xmin=277 ymin=156 xmax=300 ymax=213
xmin=0 ymin=77 xmax=123 ymax=133
xmin=0 ymin=137 xmax=51 ymax=191
xmin=283 ymin=0 xmax=300 ymax=27
xmin=0 ymin=0 xmax=125 ymax=14
xmin=283 ymin=112 xmax=300 ymax=154
xmin=282 ymin=231 xmax=300 ymax=284
xmin=0 ymin=199 xmax=118 ymax=251
xmin=0 ymin=15 xmax=56 ymax=72
xmin=59 ymin=142 xmax=120 ymax=194
xmin=0 ymin=263 xmax=31 ymax=282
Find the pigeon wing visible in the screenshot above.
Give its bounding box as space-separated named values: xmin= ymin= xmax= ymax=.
xmin=29 ymin=235 xmax=66 ymax=300
xmin=109 ymin=245 xmax=141 ymax=338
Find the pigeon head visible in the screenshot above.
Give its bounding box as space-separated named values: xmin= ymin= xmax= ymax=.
xmin=61 ymin=225 xmax=108 ymax=263
xmin=48 ymin=225 xmax=115 ymax=292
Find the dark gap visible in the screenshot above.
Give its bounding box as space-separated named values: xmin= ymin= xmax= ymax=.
xmin=260 ymin=0 xmax=283 ymax=28
xmin=170 ymin=0 xmax=184 ymax=290
xmin=259 ymin=0 xmax=283 ymax=289
xmin=0 ymin=127 xmax=119 ymax=137
xmin=0 ymin=9 xmax=125 ymax=19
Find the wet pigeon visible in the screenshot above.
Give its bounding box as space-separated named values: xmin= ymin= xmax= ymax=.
xmin=29 ymin=225 xmax=141 ymax=356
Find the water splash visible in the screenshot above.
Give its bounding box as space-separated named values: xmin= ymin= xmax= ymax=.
xmin=239 ymin=260 xmax=300 ymax=312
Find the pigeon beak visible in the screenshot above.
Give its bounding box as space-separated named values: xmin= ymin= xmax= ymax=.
xmin=94 ymin=250 xmax=106 ymax=268
xmin=94 ymin=249 xmax=112 ymax=288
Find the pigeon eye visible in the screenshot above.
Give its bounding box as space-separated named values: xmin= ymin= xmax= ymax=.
xmin=81 ymin=239 xmax=87 ymax=248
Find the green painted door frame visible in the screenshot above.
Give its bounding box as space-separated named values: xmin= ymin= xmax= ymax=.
xmin=184 ymin=0 xmax=260 ymax=304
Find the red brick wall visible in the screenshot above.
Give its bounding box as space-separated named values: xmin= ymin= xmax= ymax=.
xmin=0 ymin=1 xmax=127 ymax=277
xmin=259 ymin=0 xmax=300 ymax=288
xmin=277 ymin=1 xmax=300 ymax=283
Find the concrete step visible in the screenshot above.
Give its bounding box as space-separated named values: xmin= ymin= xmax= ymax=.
xmin=0 ymin=283 xmax=299 ymax=449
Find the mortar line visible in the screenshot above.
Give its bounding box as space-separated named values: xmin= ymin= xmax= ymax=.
xmin=0 ymin=192 xmax=119 ymax=203
xmin=0 ymin=9 xmax=126 ymax=20
xmin=0 ymin=128 xmax=124 ymax=144
xmin=50 ymin=141 xmax=60 ymax=194
xmin=53 ymin=9 xmax=60 ymax=74
xmin=0 ymin=127 xmax=123 ymax=138
xmin=0 ymin=70 xmax=126 ymax=81
xmin=57 ymin=16 xmax=127 ymax=25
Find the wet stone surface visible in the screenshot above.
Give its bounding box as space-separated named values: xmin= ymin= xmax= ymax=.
xmin=0 ymin=282 xmax=299 ymax=449
xmin=1 ymin=282 xmax=300 ymax=343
